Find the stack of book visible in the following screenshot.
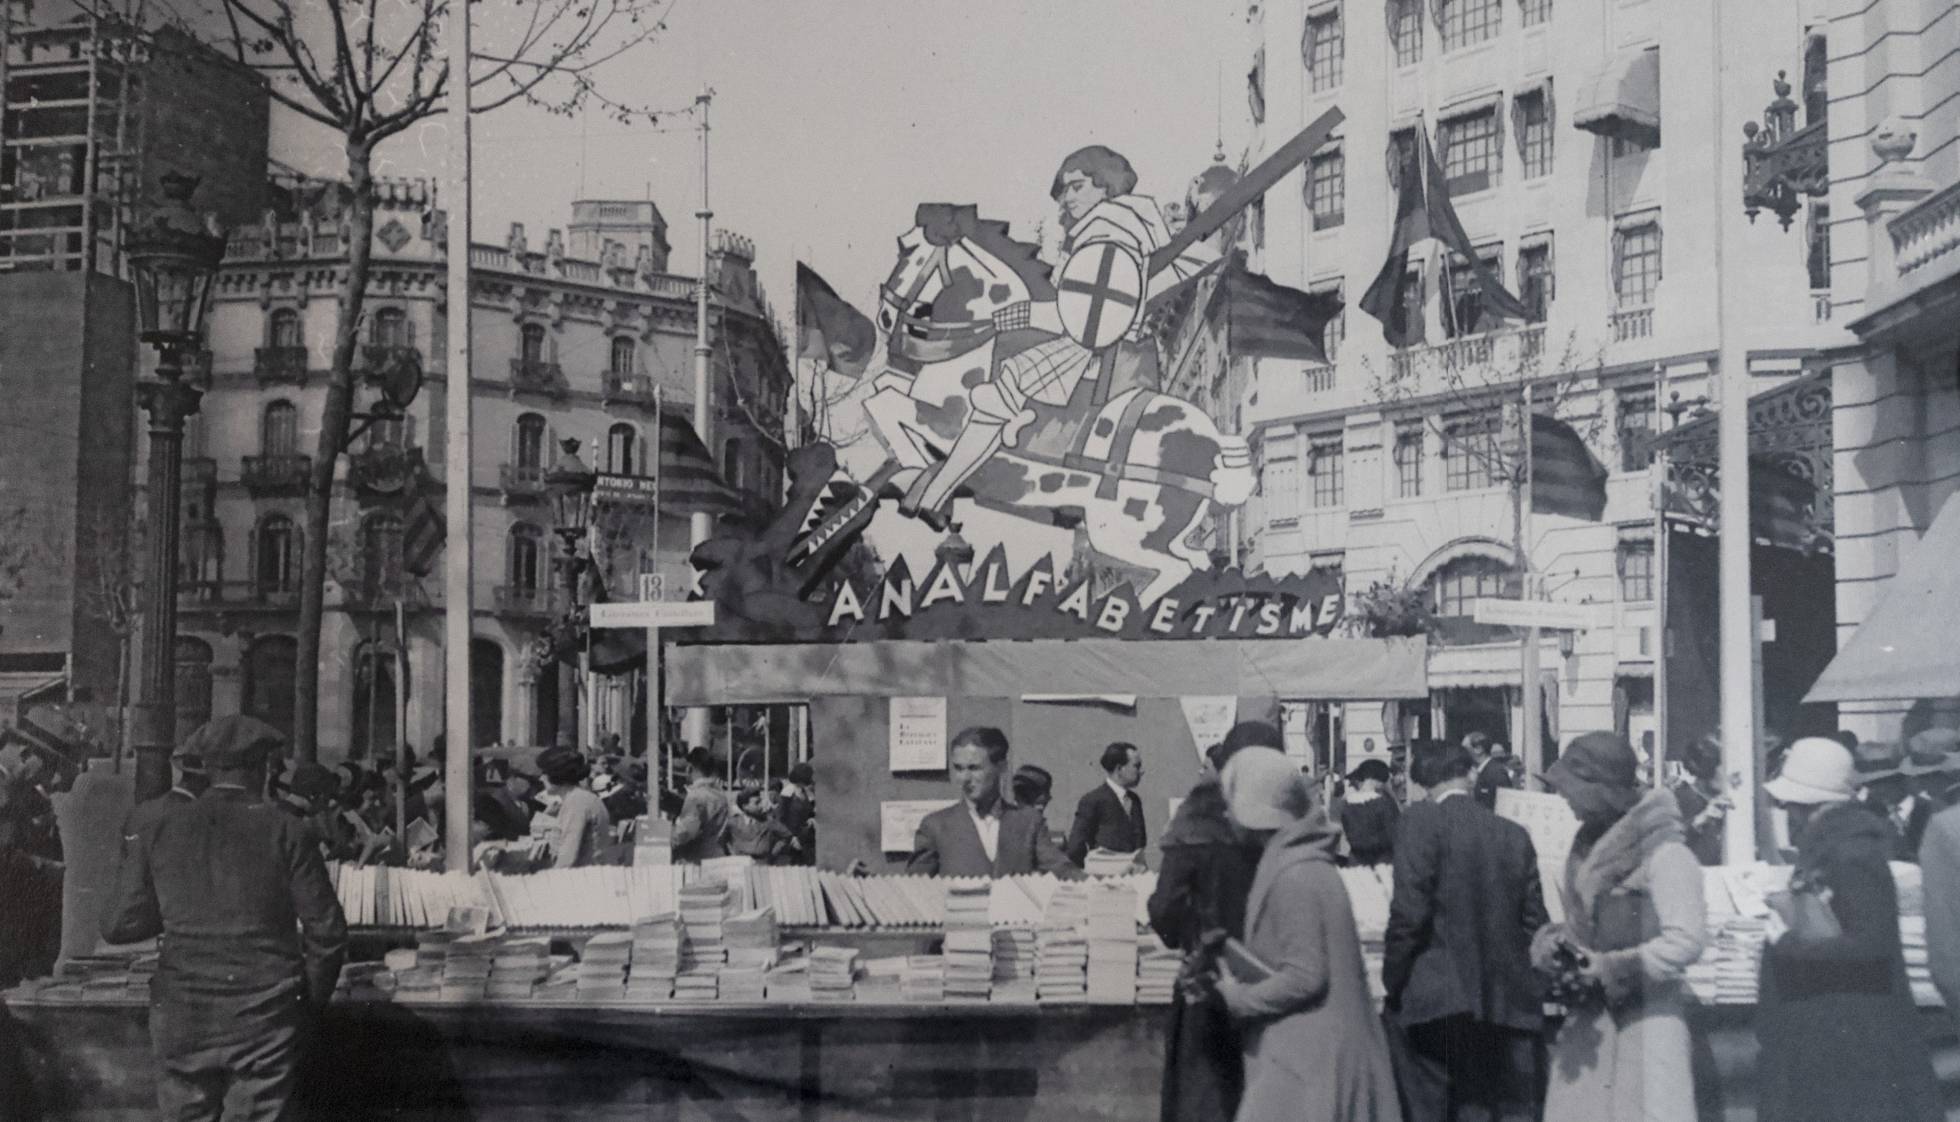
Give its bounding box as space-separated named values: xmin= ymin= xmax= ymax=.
xmin=441 ymin=934 xmax=498 ymax=1001
xmin=726 ymin=908 xmax=780 ymax=968
xmin=719 ymin=963 xmax=768 ymax=1002
xmin=1136 ymin=934 xmax=1181 ymax=1005
xmin=628 ymin=914 xmax=683 ymax=1001
xmin=942 ymin=882 xmax=993 ymax=1001
xmin=809 ymin=945 xmax=860 ymax=1001
xmin=674 ymin=963 xmax=720 ymax=1002
xmin=536 ymin=961 xmax=579 ymax=1000
xmin=1086 ymin=882 xmax=1138 ymax=1005
xmin=393 ymin=963 xmax=442 ymax=1001
xmin=335 ymin=962 xmax=392 ymax=1002
xmin=1036 ymin=881 xmax=1089 ymax=1003
xmin=1903 ymin=916 xmax=1938 ymax=1006
xmin=765 ymin=949 xmax=813 ymax=1003
xmin=901 ymin=955 xmax=946 ymax=1003
xmin=992 ymin=929 xmax=1036 ymax=986
xmin=577 ymin=932 xmax=633 ymax=1000
xmin=414 ymin=930 xmax=455 ymax=970
xmin=679 ymin=881 xmax=736 ymax=966
xmin=487 ymin=937 xmax=550 ymax=1001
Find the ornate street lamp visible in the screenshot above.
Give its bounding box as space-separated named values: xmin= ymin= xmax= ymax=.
xmin=545 ymin=438 xmax=597 ymax=746
xmin=127 ymin=173 xmax=226 ymax=801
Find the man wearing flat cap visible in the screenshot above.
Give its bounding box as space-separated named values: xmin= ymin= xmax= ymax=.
xmin=104 ymin=715 xmax=347 ymax=1122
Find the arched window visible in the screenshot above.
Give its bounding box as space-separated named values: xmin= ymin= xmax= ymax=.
xmin=269 ymin=308 xmax=303 ymax=348
xmin=508 ymin=523 xmax=544 ymax=591
xmin=520 ymin=322 xmax=546 ymax=364
xmin=179 ymin=519 xmax=224 ymax=594
xmin=350 ymin=641 xmax=398 ymax=759
xmin=371 ymin=307 xmax=409 ymax=348
xmin=255 ymin=515 xmax=297 ymax=594
xmin=1428 ymin=555 xmax=1513 ymax=618
xmin=243 ymin=634 xmax=297 ymax=741
xmin=361 ymin=513 xmax=405 ymax=599
xmin=470 ymin=638 xmax=505 ymax=748
xmin=514 ymin=413 xmax=547 ymax=470
xmin=607 ymin=422 xmax=639 ymax=476
xmin=261 ymin=400 xmax=298 ymax=456
xmin=610 ymin=336 xmax=636 ymax=377
xmin=174 ymin=637 xmax=213 ymax=733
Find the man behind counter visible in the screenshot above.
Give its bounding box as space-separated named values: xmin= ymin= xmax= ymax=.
xmin=907 ymin=726 xmax=1081 ymax=879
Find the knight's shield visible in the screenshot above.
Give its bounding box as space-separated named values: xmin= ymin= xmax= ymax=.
xmin=1056 ymin=242 xmax=1144 ymax=350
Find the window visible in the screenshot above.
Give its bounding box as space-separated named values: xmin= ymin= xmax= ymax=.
xmin=1616 ymin=387 xmax=1657 ymax=473
xmin=1430 ymin=556 xmax=1512 ymax=617
xmin=1443 ymin=412 xmax=1499 ymax=491
xmin=1440 ymin=0 xmax=1501 ymax=50
xmin=1394 ymin=425 xmax=1425 ymax=497
xmin=1303 ymin=7 xmax=1344 ymax=92
xmin=1515 ymin=87 xmax=1553 ymax=179
xmin=1802 ymin=35 xmax=1827 ymax=127
xmin=610 ymin=335 xmax=636 ymax=378
xmin=370 ymin=307 xmax=408 ymax=348
xmin=1440 ymin=108 xmax=1500 ymax=196
xmin=361 ymin=513 xmax=405 ymax=599
xmin=1307 ymin=149 xmax=1345 ymax=230
xmin=1806 ymin=202 xmax=1830 ymax=291
xmin=723 ymin=438 xmax=744 ymax=493
xmin=1389 ymin=0 xmax=1423 ymax=66
xmin=508 ymin=523 xmax=544 ymax=591
xmin=520 ymin=322 xmax=546 ymax=365
xmin=1618 ymin=539 xmax=1655 ymax=602
xmin=1261 ymin=428 xmax=1300 ymax=525
xmin=514 ymin=413 xmax=547 ymax=470
xmin=255 ymin=515 xmax=297 ymax=593
xmin=1307 ymin=433 xmax=1345 ymax=508
xmin=1444 ymin=244 xmax=1505 ymax=337
xmin=1518 ymin=239 xmax=1554 ymax=322
xmin=261 ymin=400 xmax=297 ymax=456
xmin=1520 ymin=0 xmax=1551 ymax=26
xmin=1312 ymin=281 xmax=1345 ymax=362
xmin=1613 ymin=220 xmax=1662 ymax=308
xmin=179 ymin=520 xmax=223 ymax=590
xmin=269 ymin=308 xmax=302 ymax=348
xmin=607 ymin=422 xmax=639 ymax=476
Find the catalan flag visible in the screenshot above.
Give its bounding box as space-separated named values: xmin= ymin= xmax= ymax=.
xmin=1206 ymin=257 xmax=1344 ymax=363
xmin=796 ymin=263 xmax=876 ymax=378
xmin=401 ymin=467 xmax=445 ymax=576
xmin=658 ymin=412 xmax=750 ymax=519
xmin=1530 ymin=413 xmax=1610 ymax=522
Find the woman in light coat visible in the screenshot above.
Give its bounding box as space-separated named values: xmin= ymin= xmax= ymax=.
xmin=1535 ymin=731 xmax=1706 ymax=1122
xmin=1211 ymin=747 xmax=1401 ymax=1122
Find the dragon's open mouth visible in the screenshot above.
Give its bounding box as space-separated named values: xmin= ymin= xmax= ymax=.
xmin=787 ymin=465 xmax=887 ymax=566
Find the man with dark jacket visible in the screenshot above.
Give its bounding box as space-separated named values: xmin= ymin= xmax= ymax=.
xmin=1065 ymin=741 xmax=1147 ymax=865
xmin=909 ymin=727 xmax=1080 ymax=878
xmin=1465 ymin=732 xmax=1514 ymax=809
xmin=775 ymin=762 xmax=817 ymax=865
xmin=104 ymin=715 xmax=347 ymax=1122
xmin=1384 ymin=738 xmax=1549 ymax=1122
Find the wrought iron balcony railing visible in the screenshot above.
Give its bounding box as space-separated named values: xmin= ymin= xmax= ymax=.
xmin=240 ymin=453 xmax=312 ymax=495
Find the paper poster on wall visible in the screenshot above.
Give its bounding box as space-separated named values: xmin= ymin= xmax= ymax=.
xmin=889 ymin=696 xmax=949 ymax=771
xmin=1494 ymin=788 xmax=1582 ymax=926
xmin=880 ymin=799 xmax=957 ymax=853
xmin=1178 ymin=696 xmax=1239 ymax=760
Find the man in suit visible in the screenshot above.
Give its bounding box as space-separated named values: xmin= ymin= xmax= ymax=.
xmin=908 ymin=726 xmax=1080 ymax=878
xmin=1065 ymin=741 xmax=1147 ymax=866
xmin=1466 ymin=732 xmax=1514 ymax=809
xmin=1384 ymin=738 xmax=1549 ymax=1122
xmin=775 ymin=762 xmax=818 ymax=865
xmin=104 ymin=715 xmax=347 ymax=1122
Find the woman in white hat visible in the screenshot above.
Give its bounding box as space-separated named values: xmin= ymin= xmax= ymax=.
xmin=1208 ymin=747 xmax=1401 ymax=1122
xmin=1757 ymin=736 xmax=1941 ymax=1122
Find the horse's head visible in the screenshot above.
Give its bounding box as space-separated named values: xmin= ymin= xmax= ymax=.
xmin=879 ymin=203 xmax=1056 ymax=367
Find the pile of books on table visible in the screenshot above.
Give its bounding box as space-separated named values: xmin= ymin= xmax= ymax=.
xmin=856 ymin=956 xmax=905 ymax=1003
xmin=440 ymin=934 xmax=498 ymax=1001
xmin=1086 ymin=881 xmax=1138 ymax=1004
xmin=726 ymin=908 xmax=781 ymax=968
xmin=766 ymin=948 xmax=813 ymax=1003
xmin=943 ymin=882 xmax=993 ymax=1001
xmin=674 ymin=963 xmax=720 ymax=1002
xmin=809 ymin=945 xmax=860 ymax=1002
xmin=628 ymin=914 xmax=683 ymax=1000
xmin=1036 ymin=881 xmax=1089 ymax=1003
xmin=576 ymin=932 xmax=632 ymax=1000
xmin=901 ymin=955 xmax=946 ymax=1003
xmin=719 ymin=962 xmax=767 ymax=1002
xmin=335 ymin=962 xmax=392 ymax=1002
xmin=488 ymin=937 xmax=550 ymax=1001
xmin=991 ymin=929 xmax=1037 ymax=1003
xmin=1136 ymin=934 xmax=1181 ymax=1005
xmin=679 ymin=881 xmax=736 ymax=965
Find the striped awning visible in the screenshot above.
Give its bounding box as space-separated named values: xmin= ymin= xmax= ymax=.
xmin=1807 ymin=493 xmax=1960 ymax=703
xmin=1574 ymin=47 xmax=1660 ymax=147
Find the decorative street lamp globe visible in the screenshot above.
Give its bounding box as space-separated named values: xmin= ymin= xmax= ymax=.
xmin=545 ymin=436 xmax=598 ymax=545
xmin=127 ymin=172 xmax=227 ymax=358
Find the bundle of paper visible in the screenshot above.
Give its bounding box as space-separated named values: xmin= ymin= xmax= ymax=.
xmin=440 ymin=933 xmax=498 ymax=1001
xmin=334 ymin=961 xmax=394 ymax=1001
xmin=766 ymin=949 xmax=813 ymax=1003
xmin=486 ymin=937 xmax=549 ymax=1001
xmin=577 ymin=932 xmax=632 ymax=1000
xmin=1083 ymin=848 xmax=1141 ymax=878
xmin=719 ymin=963 xmax=768 ymax=1002
xmin=901 ymin=955 xmax=946 ymax=1003
xmin=673 ymin=964 xmax=720 ymax=1002
xmin=1086 ymin=881 xmax=1138 ymax=1005
xmin=942 ymin=881 xmax=993 ymax=1000
xmin=992 ymin=929 xmax=1036 ymax=982
xmin=414 ymin=930 xmax=455 ymax=969
xmin=809 ymin=945 xmax=861 ymax=1001
xmin=1036 ymin=880 xmax=1089 ymax=1003
xmin=392 ymin=964 xmax=443 ymax=1001
xmin=1136 ymin=933 xmax=1181 ymax=1005
xmin=679 ymin=881 xmax=736 ymax=965
xmin=726 ymin=907 xmax=781 ymax=968
xmin=696 ymin=855 xmax=757 ymax=910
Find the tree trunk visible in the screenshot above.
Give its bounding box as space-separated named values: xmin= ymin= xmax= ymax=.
xmin=293 ymin=136 xmax=377 ymax=763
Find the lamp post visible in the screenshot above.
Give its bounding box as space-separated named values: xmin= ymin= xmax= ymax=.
xmin=127 ymin=173 xmax=226 ymax=802
xmin=545 ymin=438 xmax=597 ymax=748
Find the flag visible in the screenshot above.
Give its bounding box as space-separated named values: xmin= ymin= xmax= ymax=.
xmin=658 ymin=412 xmax=750 ymax=518
xmin=796 ymin=262 xmax=876 ymax=378
xmin=1530 ymin=413 xmax=1609 ymax=521
xmin=1206 ymin=257 xmax=1344 ymax=363
xmin=401 ymin=467 xmax=444 ymax=576
xmin=1359 ymin=125 xmax=1531 ymax=348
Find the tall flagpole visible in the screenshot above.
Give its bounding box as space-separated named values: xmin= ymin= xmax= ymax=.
xmin=682 ymin=86 xmax=713 ymax=752
xmin=1520 ymin=380 xmax=1542 ymax=785
xmin=441 ymin=0 xmax=475 ymax=872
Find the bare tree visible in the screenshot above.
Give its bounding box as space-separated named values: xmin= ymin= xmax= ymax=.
xmin=125 ymin=0 xmax=671 ymax=761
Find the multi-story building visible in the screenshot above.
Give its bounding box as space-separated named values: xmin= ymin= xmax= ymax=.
xmin=180 ymin=175 xmax=789 ymax=760
xmin=1806 ymin=0 xmax=1960 ymax=738
xmin=1177 ymin=0 xmax=1845 ymax=770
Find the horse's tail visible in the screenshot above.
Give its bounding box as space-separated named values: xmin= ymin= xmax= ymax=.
xmin=1211 ymin=434 xmax=1255 ymax=506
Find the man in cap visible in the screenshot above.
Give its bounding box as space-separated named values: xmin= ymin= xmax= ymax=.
xmin=775 ymin=762 xmax=817 ymax=865
xmin=103 ymin=715 xmax=347 ymax=1122
xmin=1852 ymin=740 xmax=1930 ymax=861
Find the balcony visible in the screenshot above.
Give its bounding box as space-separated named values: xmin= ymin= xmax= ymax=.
xmin=241 ymin=453 xmax=312 ymax=495
xmin=177 ymin=580 xmax=300 ymax=612
xmin=254 ymin=346 xmax=309 ymax=386
xmin=509 ymin=357 xmax=569 ymax=399
xmin=1890 ymin=180 xmax=1960 ymax=280
xmin=1387 ymin=324 xmax=1545 ymax=385
xmin=348 ymin=443 xmax=425 ymax=498
xmin=493 ymin=584 xmax=567 ymax=618
xmin=1610 ymin=306 xmax=1654 ymax=342
xmin=603 ymin=372 xmax=660 ymax=407
xmin=499 ymin=462 xmax=546 ymax=501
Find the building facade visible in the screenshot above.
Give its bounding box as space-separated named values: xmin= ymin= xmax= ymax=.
xmin=179 ymin=175 xmax=789 ymax=760
xmin=1187 ymin=0 xmax=1845 ymax=769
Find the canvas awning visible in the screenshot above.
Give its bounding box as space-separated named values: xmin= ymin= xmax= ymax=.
xmin=1806 ymin=493 xmax=1960 ymax=703
xmin=1573 ymin=47 xmax=1660 ymax=147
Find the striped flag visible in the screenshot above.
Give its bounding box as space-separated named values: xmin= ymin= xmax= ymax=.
xmin=401 ymin=469 xmax=445 ymax=576
xmin=796 ymin=263 xmax=876 ymax=378
xmin=1206 ymin=258 xmax=1344 ymax=363
xmin=1530 ymin=413 xmax=1609 ymax=522
xmin=658 ymin=412 xmax=750 ymax=518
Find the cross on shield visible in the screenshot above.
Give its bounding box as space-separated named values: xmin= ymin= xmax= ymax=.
xmin=1057 ymin=241 xmax=1145 ymax=350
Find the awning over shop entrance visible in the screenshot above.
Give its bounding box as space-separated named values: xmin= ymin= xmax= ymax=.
xmin=1574 ymin=47 xmax=1660 ymax=148
xmin=1807 ymin=492 xmax=1960 ymax=703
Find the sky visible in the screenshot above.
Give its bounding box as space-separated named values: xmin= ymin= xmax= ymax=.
xmin=269 ymin=0 xmax=1250 ymax=571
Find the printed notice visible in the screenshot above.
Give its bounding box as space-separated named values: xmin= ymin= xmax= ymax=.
xmin=1495 ymin=787 xmax=1583 ymax=926
xmin=1179 ymin=696 xmax=1239 ymax=760
xmin=889 ymin=696 xmax=949 ymax=772
xmin=880 ymin=799 xmax=957 ymax=853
